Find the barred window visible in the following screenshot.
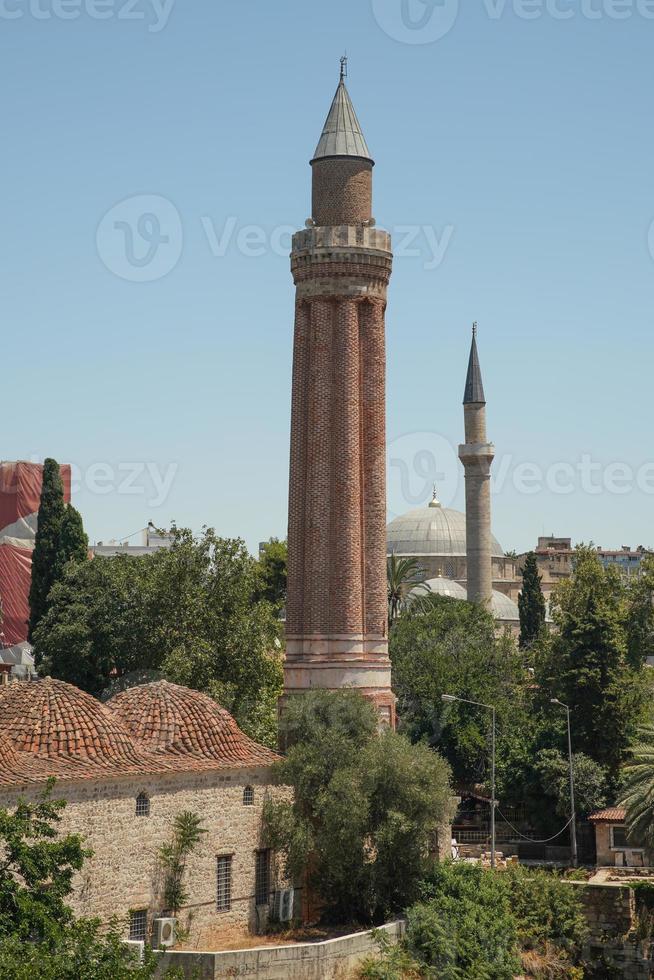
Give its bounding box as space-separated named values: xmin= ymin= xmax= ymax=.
xmin=135 ymin=792 xmax=150 ymax=817
xmin=129 ymin=909 xmax=147 ymax=942
xmin=255 ymin=849 xmax=271 ymax=906
xmin=243 ymin=785 xmax=254 ymax=806
xmin=216 ymin=856 xmax=232 ymax=912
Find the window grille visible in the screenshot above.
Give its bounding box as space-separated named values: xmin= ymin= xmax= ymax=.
xmin=135 ymin=792 xmax=150 ymax=817
xmin=217 ymin=856 xmax=232 ymax=911
xmin=255 ymin=849 xmax=271 ymax=906
xmin=129 ymin=909 xmax=147 ymax=942
xmin=243 ymin=785 xmax=254 ymax=806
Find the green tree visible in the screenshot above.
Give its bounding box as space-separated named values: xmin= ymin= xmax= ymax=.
xmin=619 ymin=725 xmax=654 ymax=854
xmin=0 ymin=784 xmax=181 ymax=979
xmin=536 ymin=547 xmax=650 ymax=781
xmin=626 ymin=552 xmax=654 ymax=667
xmin=518 ymin=552 xmax=546 ymax=650
xmin=387 ymin=555 xmax=425 ymax=626
xmin=159 ymin=812 xmax=207 ymax=915
xmin=28 ymin=458 xmax=66 ymax=640
xmin=34 ymin=528 xmax=283 ymax=746
xmin=54 ymin=506 xmax=88 ymax=580
xmin=390 ymin=596 xmax=525 ymax=785
xmin=254 ymin=538 xmax=287 ymax=611
xmin=264 ymin=691 xmax=453 ymax=925
xmin=534 ymin=748 xmax=607 ymax=820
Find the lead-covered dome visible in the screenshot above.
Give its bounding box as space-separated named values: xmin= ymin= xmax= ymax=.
xmin=0 ymin=677 xmax=153 ymax=773
xmin=108 ymin=680 xmax=279 ymax=768
xmin=421 ymin=576 xmax=467 ymax=600
xmin=387 ymin=500 xmax=504 ymax=559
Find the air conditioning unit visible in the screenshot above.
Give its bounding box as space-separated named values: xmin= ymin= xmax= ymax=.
xmin=273 ymin=888 xmax=295 ymax=922
xmin=121 ymin=939 xmax=145 ymax=962
xmin=152 ymin=917 xmax=176 ymax=949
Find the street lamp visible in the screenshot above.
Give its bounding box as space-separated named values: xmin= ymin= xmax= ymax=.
xmin=442 ymin=694 xmax=497 ymax=869
xmin=550 ymin=698 xmax=578 ymax=868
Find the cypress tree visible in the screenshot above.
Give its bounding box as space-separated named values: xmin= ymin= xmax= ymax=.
xmin=28 ymin=458 xmax=66 ymax=641
xmin=54 ymin=505 xmax=88 ymax=579
xmin=518 ymin=551 xmax=546 ymax=649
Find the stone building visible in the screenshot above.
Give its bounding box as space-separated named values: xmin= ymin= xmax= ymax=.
xmin=589 ymin=807 xmax=647 ymax=868
xmin=284 ymin=62 xmax=395 ymax=724
xmin=0 ymin=677 xmax=284 ymax=948
xmin=516 ymin=537 xmax=650 ymax=601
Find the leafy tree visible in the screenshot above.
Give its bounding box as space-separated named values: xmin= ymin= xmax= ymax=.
xmin=535 ymin=546 xmax=650 ymax=780
xmin=54 ymin=506 xmax=88 ymax=580
xmin=0 ymin=784 xmax=182 ymax=979
xmin=33 ymin=528 xmax=283 ymax=746
xmin=387 ymin=555 xmax=425 ymax=626
xmin=264 ymin=690 xmax=453 ymax=925
xmin=159 ymin=812 xmax=207 ymax=915
xmin=390 ymin=596 xmax=525 ymax=785
xmin=534 ymin=749 xmax=607 ymax=820
xmin=28 ymin=458 xmax=66 ymax=640
xmin=254 ymin=538 xmax=287 ymax=611
xmin=626 ymin=552 xmax=654 ymax=667
xmin=518 ymin=552 xmax=546 ymax=649
xmin=619 ymin=725 xmax=654 ymax=854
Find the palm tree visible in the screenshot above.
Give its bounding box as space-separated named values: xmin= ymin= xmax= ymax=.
xmin=387 ymin=555 xmax=426 ymax=627
xmin=618 ymin=725 xmax=654 ymax=853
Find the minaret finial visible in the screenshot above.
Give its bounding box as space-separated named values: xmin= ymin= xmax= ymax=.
xmin=340 ymin=53 xmax=348 ymax=81
xmin=472 ymin=321 xmax=477 ymax=338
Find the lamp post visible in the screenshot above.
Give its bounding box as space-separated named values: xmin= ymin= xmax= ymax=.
xmin=442 ymin=694 xmax=497 ymax=869
xmin=550 ymin=698 xmax=578 ymax=868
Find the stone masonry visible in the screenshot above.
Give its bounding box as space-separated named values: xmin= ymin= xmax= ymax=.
xmin=284 ymin=74 xmax=395 ymax=724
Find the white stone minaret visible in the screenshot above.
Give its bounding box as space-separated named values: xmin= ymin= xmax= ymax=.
xmin=459 ymin=325 xmax=494 ymax=606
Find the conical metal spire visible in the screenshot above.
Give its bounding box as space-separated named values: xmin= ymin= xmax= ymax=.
xmin=311 ymin=69 xmax=373 ymax=164
xmin=463 ymin=323 xmax=486 ymax=404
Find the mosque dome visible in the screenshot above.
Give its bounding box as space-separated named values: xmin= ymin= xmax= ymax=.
xmin=108 ymin=680 xmax=279 ymax=768
xmin=490 ymin=590 xmax=520 ymax=622
xmin=387 ymin=498 xmax=504 ymax=560
xmin=421 ymin=576 xmax=468 ymax=600
xmin=0 ymin=677 xmax=150 ymax=770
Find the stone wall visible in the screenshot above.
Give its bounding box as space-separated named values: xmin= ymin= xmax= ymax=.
xmin=568 ymin=880 xmax=654 ymax=979
xmin=0 ymin=766 xmax=286 ymax=947
xmin=157 ymin=919 xmax=405 ymax=979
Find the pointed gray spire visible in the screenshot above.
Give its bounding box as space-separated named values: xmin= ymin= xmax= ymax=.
xmin=311 ymin=75 xmax=373 ymax=164
xmin=463 ymin=323 xmax=486 ymax=404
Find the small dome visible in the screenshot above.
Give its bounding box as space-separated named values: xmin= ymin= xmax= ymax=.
xmin=490 ymin=590 xmax=520 ymax=622
xmin=0 ymin=728 xmax=51 ymax=784
xmin=421 ymin=576 xmax=467 ymax=600
xmin=0 ymin=677 xmax=148 ymax=769
xmin=108 ymin=680 xmax=279 ymax=768
xmin=387 ymin=504 xmax=504 ymax=559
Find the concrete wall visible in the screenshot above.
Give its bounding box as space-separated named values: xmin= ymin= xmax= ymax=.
xmin=0 ymin=767 xmax=286 ymax=947
xmin=157 ymin=919 xmax=405 ymax=979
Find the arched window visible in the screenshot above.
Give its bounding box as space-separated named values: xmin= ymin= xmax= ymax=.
xmin=135 ymin=792 xmax=150 ymax=817
xmin=243 ymin=785 xmax=254 ymax=806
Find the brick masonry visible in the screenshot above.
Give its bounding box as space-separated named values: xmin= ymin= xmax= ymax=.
xmin=284 ymin=154 xmax=396 ymax=725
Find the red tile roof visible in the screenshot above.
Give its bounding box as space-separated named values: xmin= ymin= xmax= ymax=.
xmin=0 ymin=678 xmax=278 ymax=788
xmin=589 ymin=807 xmax=626 ymax=823
xmin=108 ymin=680 xmax=280 ymax=769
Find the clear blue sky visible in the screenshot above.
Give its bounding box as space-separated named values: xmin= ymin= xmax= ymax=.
xmin=3 ymin=0 xmax=653 ymax=554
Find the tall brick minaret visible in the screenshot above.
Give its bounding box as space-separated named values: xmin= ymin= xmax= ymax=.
xmin=284 ymin=62 xmax=395 ymax=725
xmin=459 ymin=324 xmax=494 ymax=607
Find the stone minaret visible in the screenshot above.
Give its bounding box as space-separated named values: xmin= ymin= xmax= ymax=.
xmin=459 ymin=325 xmax=494 ymax=607
xmin=284 ymin=63 xmax=395 ymax=726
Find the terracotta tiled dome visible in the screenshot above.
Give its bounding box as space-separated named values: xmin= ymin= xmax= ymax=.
xmin=0 ymin=677 xmax=155 ymax=773
xmin=109 ymin=680 xmax=279 ymax=768
xmin=0 ymin=728 xmax=52 ymax=784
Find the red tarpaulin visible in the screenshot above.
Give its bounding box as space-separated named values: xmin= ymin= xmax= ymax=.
xmin=0 ymin=462 xmax=71 ymax=647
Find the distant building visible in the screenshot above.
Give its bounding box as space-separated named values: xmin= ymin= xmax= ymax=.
xmin=91 ymin=523 xmax=173 ymax=558
xmin=517 ymin=537 xmax=650 ymax=600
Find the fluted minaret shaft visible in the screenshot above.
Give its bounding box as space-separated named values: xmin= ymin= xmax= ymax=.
xmin=284 ymin=72 xmax=395 ymax=726
xmin=459 ymin=327 xmax=494 ymax=607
